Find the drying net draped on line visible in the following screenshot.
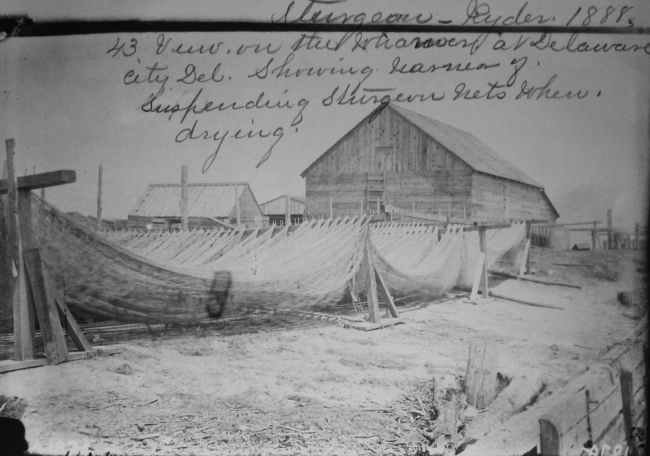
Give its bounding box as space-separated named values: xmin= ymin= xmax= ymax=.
xmin=29 ymin=194 xmax=367 ymax=323
xmin=366 ymin=224 xmax=465 ymax=299
xmin=457 ymin=222 xmax=527 ymax=289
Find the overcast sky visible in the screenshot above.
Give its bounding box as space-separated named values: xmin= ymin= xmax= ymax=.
xmin=1 ymin=0 xmax=648 ymax=228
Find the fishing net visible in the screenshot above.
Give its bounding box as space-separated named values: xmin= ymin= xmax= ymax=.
xmin=12 ymin=193 xmax=529 ymax=327
xmin=368 ymin=224 xmax=465 ymax=299
xmin=457 ymin=222 xmax=527 ymax=289
xmin=28 ymin=194 xmax=367 ymax=324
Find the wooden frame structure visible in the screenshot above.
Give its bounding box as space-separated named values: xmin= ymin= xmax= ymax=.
xmin=1 ymin=138 xmax=94 ymax=372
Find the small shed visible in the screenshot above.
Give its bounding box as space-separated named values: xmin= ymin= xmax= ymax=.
xmin=259 ymin=195 xmax=306 ymax=225
xmin=300 ymin=103 xmax=558 ymax=223
xmin=128 ymin=182 xmax=265 ymax=229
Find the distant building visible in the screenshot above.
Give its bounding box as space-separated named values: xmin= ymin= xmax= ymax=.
xmin=259 ymin=195 xmax=306 ymax=225
xmin=128 ymin=182 xmax=265 ymax=229
xmin=301 ymin=103 xmax=558 ymax=223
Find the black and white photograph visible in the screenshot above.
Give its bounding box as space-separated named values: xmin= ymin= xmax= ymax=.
xmin=0 ymin=1 xmax=648 ymax=455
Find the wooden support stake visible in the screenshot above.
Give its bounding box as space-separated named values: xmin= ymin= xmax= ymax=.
xmin=635 ymin=223 xmax=640 ymax=250
xmin=479 ymin=226 xmax=489 ymax=298
xmin=181 ymin=165 xmax=188 ymax=230
xmin=359 ymin=198 xmax=363 ymax=216
xmin=619 ymin=366 xmax=638 ymax=456
xmin=539 ymin=415 xmax=562 ymax=456
xmin=23 ymin=248 xmax=68 ymax=365
xmin=51 ymin=287 xmax=92 ymax=352
xmin=364 ymin=234 xmax=381 ymax=324
xmin=375 ymin=268 xmax=399 ymax=318
xmin=329 ymin=197 xmax=333 ymax=219
xmin=6 ymin=139 xmax=35 ymax=361
xmin=464 ymin=339 xmax=498 ymax=409
xmin=96 ymin=165 xmax=102 ymax=230
xmin=284 ymin=194 xmax=290 ymax=227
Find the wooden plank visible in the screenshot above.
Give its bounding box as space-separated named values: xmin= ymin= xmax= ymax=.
xmin=539 ymin=415 xmax=562 ymax=456
xmin=374 ymin=269 xmax=399 ymax=318
xmin=0 ymin=170 xmax=76 ymax=194
xmin=0 ymin=358 xmax=48 ymax=374
xmin=619 ymin=366 xmax=638 ymax=456
xmin=490 ymin=270 xmax=581 ymax=289
xmin=345 ymin=317 xmax=404 ymax=331
xmin=52 ymin=287 xmax=92 ymax=352
xmin=23 ymin=248 xmax=69 ymax=365
xmin=465 ymin=339 xmax=499 ymax=409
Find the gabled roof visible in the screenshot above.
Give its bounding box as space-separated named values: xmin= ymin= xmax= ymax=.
xmin=260 ymin=195 xmax=306 ymax=206
xmin=300 ymin=104 xmax=542 ymax=189
xmin=129 ymin=182 xmax=254 ymax=218
xmin=390 ymin=104 xmax=543 ymax=188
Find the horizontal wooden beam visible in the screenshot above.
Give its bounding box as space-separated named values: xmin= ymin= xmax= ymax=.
xmin=0 ymin=170 xmax=76 ymax=195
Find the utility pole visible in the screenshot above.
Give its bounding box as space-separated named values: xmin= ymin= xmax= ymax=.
xmin=96 ymin=165 xmax=103 ymax=231
xmin=181 ymin=165 xmax=188 ymax=231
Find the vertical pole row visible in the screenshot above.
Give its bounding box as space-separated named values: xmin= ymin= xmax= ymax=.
xmin=181 ymin=165 xmax=188 ymax=231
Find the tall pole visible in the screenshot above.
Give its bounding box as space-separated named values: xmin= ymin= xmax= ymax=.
xmin=607 ymin=209 xmax=612 ymax=250
xmin=635 ymin=223 xmax=640 ymax=250
xmin=284 ymin=194 xmax=291 ymax=227
xmin=96 ymin=165 xmax=103 ymax=231
xmin=181 ymin=165 xmax=188 ymax=231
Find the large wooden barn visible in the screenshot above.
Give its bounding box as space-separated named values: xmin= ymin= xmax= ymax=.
xmin=128 ymin=182 xmax=265 ymax=229
xmin=301 ymin=104 xmax=558 ymax=223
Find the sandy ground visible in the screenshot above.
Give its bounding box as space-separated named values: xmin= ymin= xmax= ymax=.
xmin=0 ymin=248 xmax=646 ymax=455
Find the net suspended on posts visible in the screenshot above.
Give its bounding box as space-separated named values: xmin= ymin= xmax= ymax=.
xmin=29 ymin=194 xmax=367 ymax=324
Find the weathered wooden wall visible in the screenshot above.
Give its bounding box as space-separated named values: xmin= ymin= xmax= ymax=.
xmin=471 ymin=173 xmax=556 ymax=222
xmin=308 ymin=108 xmax=468 ymax=175
xmin=305 ymin=107 xmax=556 ymax=222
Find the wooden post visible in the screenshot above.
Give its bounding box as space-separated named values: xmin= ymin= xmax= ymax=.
xmin=375 ymin=269 xmax=399 ymax=318
xmin=376 ymin=199 xmax=380 ymax=214
xmin=539 ymin=416 xmax=562 ymax=456
xmin=635 ymin=223 xmax=640 ymax=250
xmin=329 ymin=197 xmax=333 ymax=219
xmin=359 ymin=198 xmax=363 ymax=216
xmin=592 ymin=220 xmax=598 ymax=250
xmin=284 ymin=194 xmax=290 ymax=227
xmin=181 ymin=165 xmax=188 ymax=230
xmin=619 ymin=366 xmax=638 ymax=456
xmin=479 ymin=226 xmax=489 ymax=298
xmin=23 ymin=249 xmax=69 ymax=365
xmin=464 ymin=339 xmax=498 ymax=409
xmin=364 ymin=234 xmax=381 ymax=324
xmin=447 ymin=203 xmax=451 ymax=222
xmin=96 ymin=165 xmax=103 ymax=231
xmin=6 ymin=139 xmax=35 ymax=361
xmin=464 ymin=206 xmax=467 ymax=221
xmin=607 ymin=209 xmax=612 ymax=250
xmin=521 ymin=221 xmax=531 ymax=275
